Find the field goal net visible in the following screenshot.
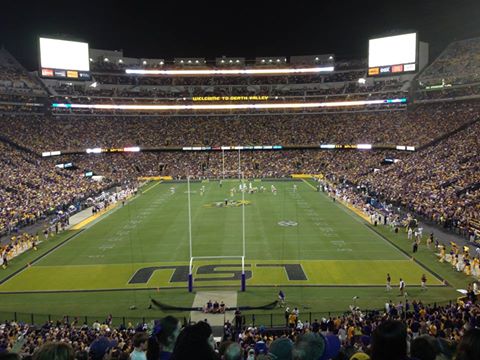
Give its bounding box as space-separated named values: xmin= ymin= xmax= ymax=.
xmin=186 ymin=171 xmax=247 ymax=292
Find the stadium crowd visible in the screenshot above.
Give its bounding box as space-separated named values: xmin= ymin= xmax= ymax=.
xmin=350 ymin=122 xmax=480 ymax=233
xmin=0 ymin=141 xmax=108 ymax=236
xmin=0 ymin=102 xmax=477 ymax=153
xmin=0 ymin=50 xmax=45 ymax=96
xmin=1 ymin=299 xmax=480 ymax=360
xmin=419 ymin=37 xmax=480 ymax=86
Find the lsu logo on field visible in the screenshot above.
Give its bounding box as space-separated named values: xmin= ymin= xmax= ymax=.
xmin=203 ymin=200 xmax=252 ymax=208
xmin=278 ymin=220 xmax=298 ymax=227
xmin=128 ymin=263 xmax=308 ymax=285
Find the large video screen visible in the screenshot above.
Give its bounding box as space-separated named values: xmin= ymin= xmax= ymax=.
xmin=39 ymin=38 xmax=90 ymax=80
xmin=368 ymin=33 xmax=417 ymax=76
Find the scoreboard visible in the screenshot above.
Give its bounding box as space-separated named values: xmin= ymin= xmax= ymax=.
xmin=368 ymin=33 xmax=417 ymax=76
xmin=39 ymin=37 xmax=91 ymax=80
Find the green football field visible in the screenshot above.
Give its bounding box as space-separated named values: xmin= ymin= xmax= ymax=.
xmin=0 ymin=179 xmax=470 ymax=325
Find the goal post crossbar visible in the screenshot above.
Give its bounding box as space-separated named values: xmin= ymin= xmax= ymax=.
xmin=188 ymin=256 xmax=246 ymax=292
xmin=189 ymin=255 xmax=245 ymax=274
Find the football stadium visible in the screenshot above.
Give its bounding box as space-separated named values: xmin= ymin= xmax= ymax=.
xmin=1 ymin=2 xmax=480 ymax=360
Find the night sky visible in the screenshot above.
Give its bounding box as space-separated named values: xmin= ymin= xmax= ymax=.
xmin=1 ymin=0 xmax=479 ymax=70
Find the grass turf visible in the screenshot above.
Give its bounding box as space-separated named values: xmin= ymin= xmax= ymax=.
xmin=0 ymin=180 xmax=470 ymax=324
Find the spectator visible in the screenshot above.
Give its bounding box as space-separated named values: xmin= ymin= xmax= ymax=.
xmin=223 ymin=343 xmax=242 ymax=360
xmin=410 ymin=336 xmax=438 ymax=360
xmin=455 ymin=328 xmax=480 ymax=360
xmin=147 ymin=316 xmax=180 ymax=360
xmin=371 ymin=321 xmax=407 ymax=360
xmin=89 ymin=337 xmax=118 ymax=360
xmin=292 ymin=333 xmax=340 ymax=360
xmin=268 ymin=337 xmax=294 ymax=360
xmin=130 ymin=333 xmax=148 ymax=360
xmin=33 ymin=342 xmax=74 ymax=360
xmin=170 ymin=322 xmax=218 ymax=360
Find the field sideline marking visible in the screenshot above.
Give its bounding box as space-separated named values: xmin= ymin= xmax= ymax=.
xmin=142 ymin=181 xmax=162 ymax=194
xmin=30 ymin=258 xmax=429 ymax=268
xmin=0 ymin=283 xmax=447 ymax=295
xmin=71 ymin=183 xmax=160 ymax=230
xmin=30 ymin=190 xmax=148 ymax=269
xmin=306 ymin=183 xmax=411 ymax=261
xmin=0 ymin=186 xmax=157 ymax=285
xmin=298 ymin=179 xmax=411 ymax=261
xmin=0 ymin=229 xmax=85 ymax=286
xmin=301 ymin=179 xmax=317 ymax=191
xmin=366 ymin=225 xmax=447 ymax=285
xmin=302 ymin=179 xmax=446 ymax=285
xmin=0 ymin=187 xmax=152 ymax=284
xmin=71 ymin=207 xmax=116 ymax=230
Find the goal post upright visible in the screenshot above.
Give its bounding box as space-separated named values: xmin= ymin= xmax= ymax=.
xmin=241 ymin=171 xmax=246 ymax=291
xmin=222 ymin=149 xmax=225 ymax=180
xmin=187 ymin=175 xmax=194 ymax=292
xmin=187 ymin=169 xmax=247 ymax=293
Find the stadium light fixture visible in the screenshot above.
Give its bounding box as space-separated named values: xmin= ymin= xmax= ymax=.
xmin=89 ymin=58 xmax=93 ymax=62
xmin=104 ymin=58 xmax=109 ymax=62
xmin=52 ymin=98 xmax=407 ymax=111
xmin=42 ymin=151 xmax=61 ymax=157
xmin=143 ymin=60 xmax=147 ymax=65
xmin=118 ymin=59 xmax=123 ymax=63
xmin=124 ymin=146 xmax=141 ymax=152
xmin=124 ymin=66 xmax=335 ymax=76
xmin=357 ymin=144 xmax=372 ymax=150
